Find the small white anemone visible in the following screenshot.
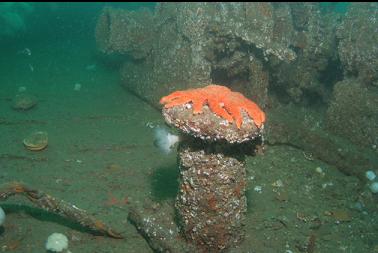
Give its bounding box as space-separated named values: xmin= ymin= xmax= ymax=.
xmin=45 ymin=233 xmax=68 ymax=252
xmin=370 ymin=182 xmax=378 ymax=194
xmin=153 ymin=126 xmax=180 ymax=154
xmin=365 ymin=170 xmax=376 ymax=181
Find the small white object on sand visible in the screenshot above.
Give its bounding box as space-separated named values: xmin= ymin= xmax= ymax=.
xmin=365 ymin=170 xmax=376 ymax=181
xmin=18 ymin=86 xmax=27 ymax=92
xmin=370 ymin=182 xmax=378 ymax=194
xmin=85 ymin=64 xmax=97 ymax=71
xmin=45 ymin=233 xmax=68 ymax=252
xmin=73 ymin=83 xmax=81 ymax=91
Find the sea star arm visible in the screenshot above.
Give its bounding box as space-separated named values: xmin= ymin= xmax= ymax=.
xmin=160 ymin=90 xmax=192 ymax=104
xmin=207 ymin=99 xmax=234 ymax=123
xmin=242 ymin=99 xmax=265 ymax=128
xmin=221 ymin=93 xmax=245 ymax=128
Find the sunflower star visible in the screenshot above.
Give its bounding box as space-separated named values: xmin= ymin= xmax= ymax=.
xmin=160 ymin=84 xmax=266 ymax=128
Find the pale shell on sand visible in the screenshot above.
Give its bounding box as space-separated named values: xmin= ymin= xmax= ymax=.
xmin=23 ymin=131 xmax=48 ymax=151
xmin=12 ymin=93 xmax=38 ymax=111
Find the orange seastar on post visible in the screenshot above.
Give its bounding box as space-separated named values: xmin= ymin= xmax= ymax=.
xmin=160 ymin=84 xmax=266 ymax=129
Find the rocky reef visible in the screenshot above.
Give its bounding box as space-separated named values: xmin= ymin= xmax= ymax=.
xmin=337 ymin=3 xmax=378 ymax=87
xmin=94 ymin=3 xmax=378 ymax=252
xmin=95 ymin=1 xmax=378 ymax=194
xmin=326 ymin=79 xmax=378 ymax=149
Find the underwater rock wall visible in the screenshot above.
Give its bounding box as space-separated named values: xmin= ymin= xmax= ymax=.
xmin=96 ymin=2 xmax=303 ymax=108
xmin=270 ymin=3 xmax=339 ymax=104
xmin=326 ymin=79 xmax=378 ymax=149
xmin=325 ymin=3 xmax=378 ymax=149
xmin=95 ymin=7 xmax=154 ymax=59
xmin=337 ymin=3 xmax=378 ymax=87
xmin=95 ymin=3 xmax=377 ymax=106
xmin=95 ymin=2 xmax=378 ymax=172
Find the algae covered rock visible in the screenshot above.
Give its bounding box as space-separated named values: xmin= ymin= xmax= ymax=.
xmin=325 ymin=79 xmax=378 ymax=149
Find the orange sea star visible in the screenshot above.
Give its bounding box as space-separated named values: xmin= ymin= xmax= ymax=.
xmin=160 ymin=84 xmax=266 ymax=128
